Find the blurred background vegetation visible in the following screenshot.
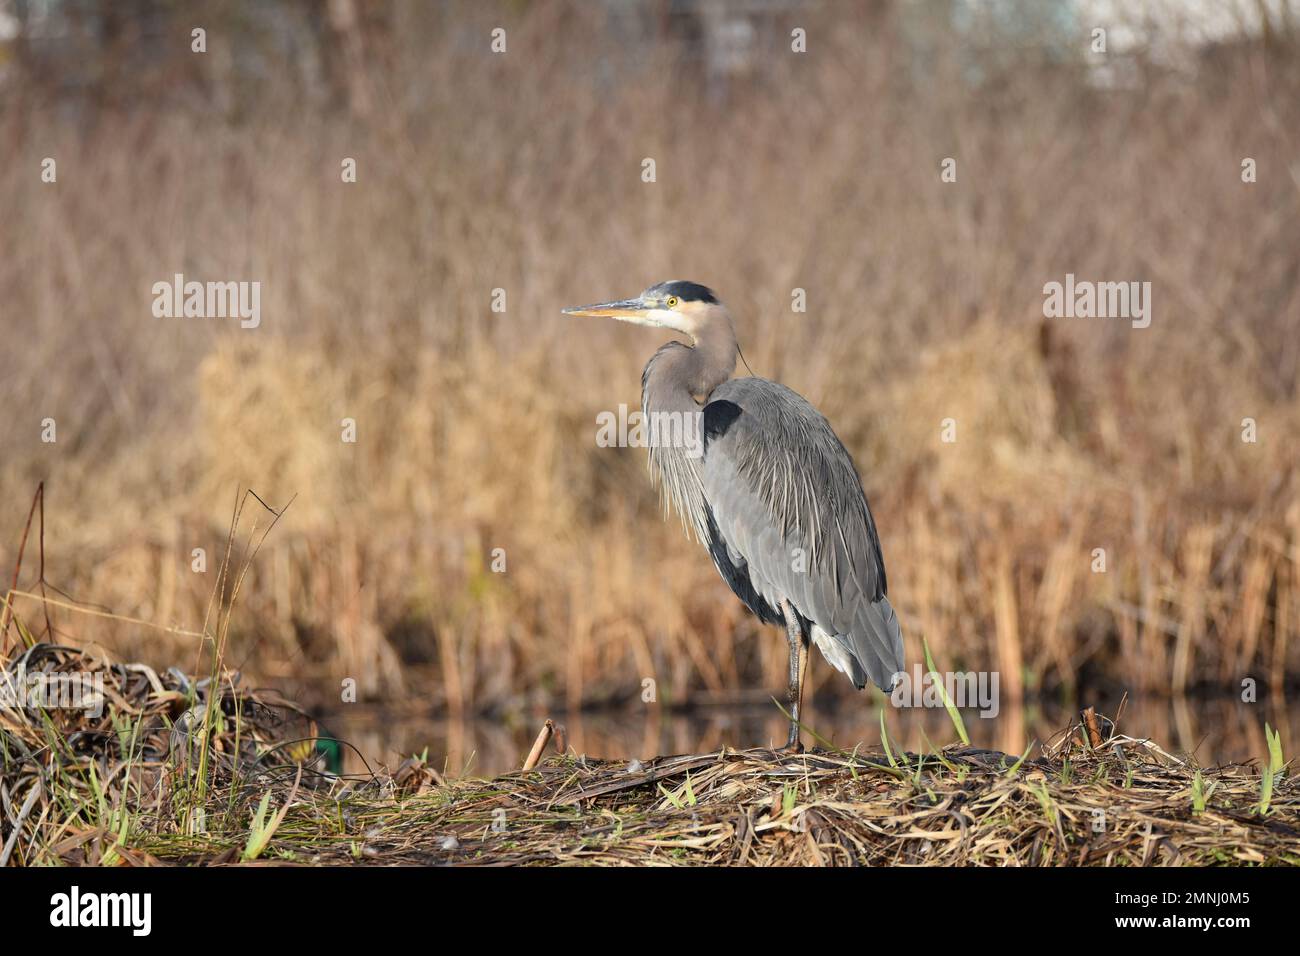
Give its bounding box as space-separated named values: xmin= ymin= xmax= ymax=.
xmin=1 ymin=0 xmax=1298 ymax=771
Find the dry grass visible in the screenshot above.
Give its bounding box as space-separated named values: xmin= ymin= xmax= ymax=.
xmin=0 ymin=640 xmax=322 ymax=866
xmin=2 ymin=635 xmax=1295 ymax=866
xmin=0 ymin=3 xmax=1298 ymax=720
xmin=394 ymin=741 xmax=1299 ymax=867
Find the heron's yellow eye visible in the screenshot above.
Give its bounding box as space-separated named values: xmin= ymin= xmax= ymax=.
xmin=666 ymin=296 xmax=679 ymax=308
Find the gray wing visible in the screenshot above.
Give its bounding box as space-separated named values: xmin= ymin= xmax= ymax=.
xmin=700 ymin=377 xmax=903 ymax=691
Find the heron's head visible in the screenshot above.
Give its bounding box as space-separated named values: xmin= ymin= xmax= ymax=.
xmin=562 ymin=280 xmax=729 ymax=343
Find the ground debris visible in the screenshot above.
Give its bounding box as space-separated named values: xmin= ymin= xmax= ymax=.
xmin=361 ymin=741 xmax=1297 ymax=866
xmin=1 ymin=641 xmax=1296 ymax=866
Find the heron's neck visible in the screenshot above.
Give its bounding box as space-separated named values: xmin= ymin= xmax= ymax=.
xmin=643 ymin=320 xmax=738 ymax=411
xmin=640 ymin=321 xmax=737 ymax=543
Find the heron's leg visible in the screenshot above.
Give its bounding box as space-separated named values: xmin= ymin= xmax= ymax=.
xmin=779 ymin=600 xmax=808 ymax=753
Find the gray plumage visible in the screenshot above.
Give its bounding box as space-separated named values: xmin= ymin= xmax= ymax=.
xmin=564 ymin=280 xmax=904 ymax=747
xmin=637 ymin=293 xmax=902 ymax=693
xmin=700 ymin=378 xmax=902 ymax=691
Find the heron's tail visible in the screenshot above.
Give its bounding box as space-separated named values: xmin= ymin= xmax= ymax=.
xmin=847 ymin=596 xmax=905 ymax=692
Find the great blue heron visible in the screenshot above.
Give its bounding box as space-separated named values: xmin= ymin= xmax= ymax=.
xmin=564 ymin=281 xmax=904 ymax=752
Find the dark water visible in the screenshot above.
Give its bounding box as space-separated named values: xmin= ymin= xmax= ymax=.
xmin=318 ymin=692 xmax=1294 ymax=778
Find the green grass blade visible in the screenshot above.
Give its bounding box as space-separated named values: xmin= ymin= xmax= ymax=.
xmin=879 ymin=709 xmax=898 ymax=769
xmin=1003 ymin=741 xmax=1034 ymax=778
xmin=922 ymin=638 xmax=970 ymax=745
xmin=1259 ymin=723 xmax=1285 ymax=816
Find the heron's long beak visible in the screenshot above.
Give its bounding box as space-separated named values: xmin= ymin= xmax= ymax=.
xmin=561 ymin=296 xmax=651 ymax=321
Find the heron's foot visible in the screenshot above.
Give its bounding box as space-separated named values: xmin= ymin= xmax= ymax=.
xmin=776 ymin=736 xmax=804 ymax=756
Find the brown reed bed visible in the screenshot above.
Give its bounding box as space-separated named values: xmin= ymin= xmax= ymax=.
xmin=2 ymin=5 xmax=1299 ymax=722
xmin=2 ymin=635 xmax=1295 ymax=866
